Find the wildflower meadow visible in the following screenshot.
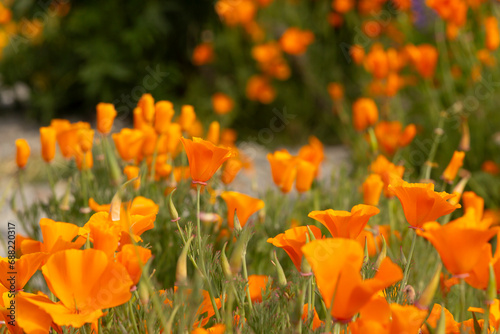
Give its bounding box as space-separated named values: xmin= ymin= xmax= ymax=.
xmin=1 ymin=0 xmax=500 ymax=333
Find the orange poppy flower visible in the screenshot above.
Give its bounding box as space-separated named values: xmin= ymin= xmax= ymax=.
xmin=220 ymin=191 xmax=264 ymax=229
xmin=212 ymin=93 xmax=234 ymax=115
xmin=20 ymin=218 xmax=86 ymax=256
xmin=308 ymin=204 xmax=380 ymax=239
xmin=112 ymin=128 xmax=144 ymax=162
xmin=369 ymin=155 xmax=405 ymax=197
xmin=350 ymin=45 xmax=365 ymax=64
xmin=295 ymin=159 xmax=316 ymax=193
xmin=124 ymin=165 xmax=141 ymax=190
xmin=279 ymin=27 xmax=314 ymax=55
xmin=75 ymin=149 xmax=93 ymax=171
xmin=178 ymin=105 xmax=196 ymax=132
xmin=482 ymin=160 xmax=500 ymax=175
xmin=248 ymin=275 xmax=268 ymax=303
xmin=332 ymin=0 xmax=354 ymax=13
xmin=215 ymin=0 xmax=256 ymax=26
xmin=486 ymin=17 xmax=500 ymax=51
xmin=77 ymin=128 xmax=94 ymax=153
xmin=116 ymin=244 xmax=152 ymax=285
xmin=406 ymin=44 xmax=438 ymax=79
xmin=364 ymin=46 xmax=389 ymax=79
xmin=389 ymin=175 xmax=461 ymax=229
xmin=302 ymin=238 xmax=403 ymax=322
xmin=302 ymin=304 xmax=323 ymax=330
xmin=0 ymin=253 xmax=46 ymax=291
xmin=191 ymin=324 xmax=226 ymax=334
xmin=327 ymin=82 xmax=344 ymax=101
xmin=352 ymin=98 xmax=378 ymax=131
xmin=417 ymin=216 xmax=499 ymax=276
xmin=349 ymin=296 xmax=391 ymax=333
xmin=362 ymin=174 xmax=384 ymax=206
xmin=56 ymin=122 xmax=91 ymax=158
xmin=267 ymin=149 xmax=297 ymax=193
xmin=192 ymin=42 xmax=214 ymax=66
xmin=298 ymin=136 xmax=324 ymax=173
xmin=138 ymin=93 xmax=155 ymax=124
xmin=88 ymin=196 xmax=159 ymax=217
xmin=462 ymin=191 xmax=484 ymax=222
xmin=96 ymin=102 xmax=117 ymax=135
xmin=246 ymin=75 xmax=276 ymax=104
xmin=134 ymin=107 xmax=147 ymax=130
xmin=442 ymin=151 xmax=465 ymax=183
xmin=181 ymin=137 xmax=232 ymax=185
xmin=15 ymin=139 xmax=30 ymax=168
xmin=206 ymin=121 xmax=220 ymax=145
xmin=420 ymin=304 xmax=459 ymax=334
xmin=34 ymin=249 xmax=133 ymax=328
xmin=221 ymin=157 xmax=243 ymax=185
xmin=390 ymin=303 xmax=429 ymax=333
xmin=373 ymin=121 xmax=416 ymax=155
xmin=267 ymin=225 xmax=322 ymax=272
xmin=355 ymin=225 xmax=393 ymax=256
xmin=40 ymin=127 xmax=56 ymax=163
xmin=154 ymin=100 xmax=175 ymax=134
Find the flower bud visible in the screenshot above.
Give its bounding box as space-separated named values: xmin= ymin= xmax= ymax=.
xmin=168 ymin=188 xmax=180 ymax=222
xmin=416 ymin=263 xmax=441 ymax=310
xmin=176 ymin=236 xmax=193 ymax=286
xmin=487 ymin=263 xmax=497 ymax=305
xmin=138 ymin=280 xmax=149 ymax=305
xmin=233 ymin=209 xmax=242 ymax=233
xmin=221 ymin=242 xmax=232 ymax=280
xmin=272 ymin=251 xmax=287 ymax=287
xmin=373 ymin=235 xmax=386 ymax=271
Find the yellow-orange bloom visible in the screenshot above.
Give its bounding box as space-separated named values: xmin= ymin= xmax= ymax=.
xmin=154 ymin=101 xmax=175 ymax=134
xmin=192 ymin=42 xmax=214 ymax=66
xmin=215 ymin=0 xmax=256 ymax=26
xmin=406 ymin=44 xmax=438 ymax=79
xmin=112 ymin=128 xmax=144 ymax=162
xmin=364 ymin=46 xmax=389 ymax=79
xmin=75 ymin=149 xmax=93 ymax=171
xmin=296 ymin=159 xmax=316 ymax=193
xmin=181 ymin=137 xmax=232 ymax=184
xmin=417 ymin=215 xmax=499 ymax=276
xmin=124 ymin=165 xmax=141 ymax=190
xmin=369 ymin=155 xmax=405 ymax=197
xmin=389 ymin=175 xmax=461 ymax=229
xmin=15 ymin=139 xmax=30 ymax=168
xmin=267 ymin=150 xmax=296 ymax=193
xmin=116 ymin=244 xmax=152 ymax=285
xmin=0 ymin=253 xmax=45 ymax=291
xmin=221 ymin=157 xmax=243 ymax=185
xmin=279 ymin=27 xmax=315 ymax=55
xmin=40 ymin=127 xmax=56 ymax=163
xmin=332 ymin=0 xmax=354 ymax=13
xmin=486 ymin=16 xmax=500 ymax=51
xmin=220 ymin=191 xmax=264 ymax=229
xmin=267 ymin=225 xmax=322 ymax=271
xmin=374 ymin=121 xmax=417 ymax=155
xmin=212 ymin=93 xmax=234 ymax=115
xmin=362 ymin=174 xmax=384 ymax=206
xmin=248 ymin=275 xmax=269 ymax=303
xmin=179 ymin=105 xmax=196 ymax=132
xmin=302 ymin=238 xmax=403 ymax=322
xmin=138 ymin=94 xmax=155 ymax=124
xmin=246 ymin=75 xmax=276 ymax=104
xmin=441 ymin=150 xmax=465 ymax=183
xmin=352 ymin=98 xmax=378 ymax=131
xmin=96 ymin=103 xmax=117 ymax=135
xmin=308 ymin=204 xmax=380 ymax=239
xmin=350 ymin=45 xmax=365 ymax=64
xmin=206 ymin=121 xmax=220 ymax=145
xmin=420 ymin=304 xmax=459 ymax=334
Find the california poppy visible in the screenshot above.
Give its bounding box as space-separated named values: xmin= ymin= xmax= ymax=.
xmin=212 ymin=93 xmax=234 ymax=115
xmin=302 ymin=238 xmax=403 ymax=322
xmin=192 ymin=42 xmax=214 ymax=66
xmin=267 ymin=225 xmax=322 ymax=272
xmin=332 ymin=0 xmax=354 ymax=13
xmin=15 ymin=139 xmax=30 ymax=168
xmin=370 ymin=155 xmax=405 ymax=197
xmin=389 ymin=175 xmax=461 ymax=229
xmin=327 ymin=83 xmax=344 ymax=101
xmin=34 ymin=249 xmax=133 ymax=328
xmin=116 ymin=244 xmax=152 ymax=285
xmin=420 ymin=304 xmax=459 ymax=334
xmin=417 ymin=215 xmax=498 ymax=276
xmin=181 ymin=137 xmax=232 ymax=185
xmin=124 ymin=165 xmax=141 ymax=190
xmin=373 ymin=121 xmax=416 ymax=155
xmin=154 ymin=100 xmax=175 ymax=134
xmin=96 ymin=102 xmax=117 ymax=135
xmin=364 ymin=45 xmax=389 ymax=79
xmin=486 ymin=16 xmax=500 ymax=51
xmin=267 ymin=149 xmax=297 ymax=193
xmin=206 ymin=121 xmax=220 ymax=145
xmin=295 ymin=159 xmax=316 ymax=193
xmin=362 ymin=174 xmax=384 ymax=206
xmin=352 ymin=98 xmax=378 ymax=131
xmin=279 ymin=27 xmax=314 ymax=55
xmin=178 ymin=105 xmax=196 ymax=132
xmin=442 ymin=151 xmax=465 ymax=183
xmin=112 ymin=128 xmax=145 ymax=162
xmin=0 ymin=253 xmax=46 ymax=291
xmin=40 ymin=127 xmax=57 ymax=163
xmin=220 ymin=191 xmax=264 ymax=229
xmin=308 ymin=204 xmax=380 ymax=239
xmin=248 ymin=275 xmax=269 ymax=303
xmin=355 ymin=224 xmax=393 ymax=256
xmin=302 ymin=304 xmax=323 ymax=330
xmin=246 ymin=75 xmax=276 ymax=104
xmin=138 ymin=94 xmax=155 ymax=124
xmin=221 ymin=157 xmax=243 ymax=185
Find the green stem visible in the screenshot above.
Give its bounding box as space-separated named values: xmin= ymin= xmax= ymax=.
xmin=196 ymin=184 xmax=202 ymax=251
xmin=420 ymin=113 xmax=446 ymax=181
xmin=460 ymin=279 xmax=466 ymax=322
xmin=397 ymin=231 xmax=417 ymax=304
xmin=128 ymin=299 xmax=141 ymax=334
xmin=242 ymin=248 xmax=254 ymax=315
xmin=46 ymin=163 xmax=57 ymax=201
xmin=367 ymin=127 xmax=378 ymax=155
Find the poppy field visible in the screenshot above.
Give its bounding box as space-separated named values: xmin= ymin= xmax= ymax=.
xmin=2 ymin=0 xmax=500 ymax=333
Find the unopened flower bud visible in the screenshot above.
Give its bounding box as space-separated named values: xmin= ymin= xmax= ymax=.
xmin=221 ymin=242 xmax=232 ymax=280
xmin=168 ymin=188 xmax=180 ymax=222
xmin=373 ymin=236 xmax=387 ymax=271
xmin=487 ymin=263 xmax=497 ymax=305
xmin=233 ymin=209 xmax=242 ymax=233
xmin=272 ymin=251 xmax=287 ymax=287
xmin=176 ymin=237 xmax=193 ymax=286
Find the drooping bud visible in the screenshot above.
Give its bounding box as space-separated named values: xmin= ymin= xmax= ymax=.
xmin=416 ymin=263 xmax=442 ymax=310
xmin=168 ymin=188 xmax=180 ymax=222
xmin=487 ymin=263 xmax=497 ymax=305
xmin=272 ymin=251 xmax=287 ymax=287
xmin=373 ymin=235 xmax=387 ymax=271
xmin=221 ymin=242 xmax=232 ymax=280
xmin=176 ymin=237 xmax=193 ymax=286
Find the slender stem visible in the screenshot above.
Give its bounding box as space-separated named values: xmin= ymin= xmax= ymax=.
xmin=242 ymin=248 xmax=254 ymax=315
xmin=297 ymin=279 xmax=307 ymax=334
xmin=483 ymin=302 xmax=490 ymax=334
xmin=420 ymin=113 xmax=446 ymax=181
xmin=367 ymin=127 xmax=378 ymax=154
xmin=46 ymin=163 xmax=57 ymax=201
xmin=397 ymin=231 xmax=417 ymax=304
xmin=196 ymin=184 xmax=202 ymax=250
xmin=460 ymin=279 xmax=466 ymax=322
xmin=128 ymin=299 xmax=141 ymax=334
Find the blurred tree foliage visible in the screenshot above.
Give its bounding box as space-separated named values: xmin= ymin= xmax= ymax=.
xmin=1 ymin=0 xmax=213 ymax=123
